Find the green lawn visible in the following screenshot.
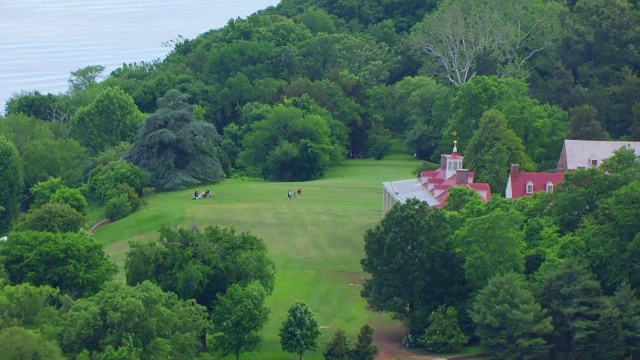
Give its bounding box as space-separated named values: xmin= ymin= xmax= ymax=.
xmin=95 ymin=152 xmax=421 ymax=358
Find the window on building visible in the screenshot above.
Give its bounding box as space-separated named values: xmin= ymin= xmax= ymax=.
xmin=447 ymin=162 xmax=452 ymax=170
xmin=591 ymin=159 xmax=598 ymax=167
xmin=526 ymin=182 xmax=534 ymax=194
xmin=546 ymin=183 xmax=554 ymax=193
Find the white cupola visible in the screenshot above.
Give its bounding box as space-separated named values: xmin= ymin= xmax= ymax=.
xmin=445 ymin=140 xmax=464 ymax=179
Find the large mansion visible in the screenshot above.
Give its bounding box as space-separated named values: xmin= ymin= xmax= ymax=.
xmin=382 ymin=142 xmax=491 ymax=216
xmin=383 ymin=140 xmax=640 ymax=215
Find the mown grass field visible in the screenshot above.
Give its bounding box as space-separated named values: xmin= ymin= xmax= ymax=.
xmin=95 ymin=151 xmax=421 ymax=359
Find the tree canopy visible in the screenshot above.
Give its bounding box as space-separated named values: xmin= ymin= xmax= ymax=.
xmin=211 ymin=282 xmax=270 ymax=360
xmin=279 ymin=301 xmax=321 ymax=360
xmin=127 ymin=90 xmax=223 ymax=190
xmin=0 ymin=135 xmax=23 ymax=234
xmin=238 ymin=100 xmax=342 ymax=180
xmin=0 ymin=231 xmax=117 ymax=298
xmin=361 ymin=199 xmax=467 ymax=336
xmin=471 ymin=272 xmax=552 ymax=359
xmin=125 ymin=224 xmax=275 ymax=350
xmin=58 ymin=281 xmax=208 ymax=359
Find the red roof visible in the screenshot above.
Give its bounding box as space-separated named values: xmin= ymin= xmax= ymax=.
xmin=508 ymin=171 xmax=565 ymax=199
xmin=468 ymin=183 xmax=492 ymax=201
xmin=415 ymin=149 xmax=491 ymax=207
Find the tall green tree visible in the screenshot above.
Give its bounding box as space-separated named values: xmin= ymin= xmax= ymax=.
xmin=127 ymin=89 xmax=223 ymax=191
xmin=567 ymin=104 xmax=608 ymax=140
xmin=238 ymin=102 xmax=341 ymax=181
xmin=72 ymin=86 xmax=145 ymax=154
xmin=49 ymin=187 xmax=88 ymax=215
xmin=610 ymin=283 xmax=640 ymax=359
xmin=535 ymin=259 xmax=603 ymax=356
xmin=0 ymin=112 xmax=55 ymax=153
xmin=279 ymin=301 xmax=321 ymax=360
xmin=211 ymin=282 xmax=270 ymax=360
xmin=351 ymin=324 xmax=377 ymax=360
xmin=0 ymin=327 xmax=64 ymax=360
xmin=0 ymin=283 xmax=69 ymax=332
xmin=68 ymin=65 xmax=105 ymax=92
xmin=420 ymin=305 xmax=468 ymax=353
xmin=470 ymin=272 xmax=552 ymax=360
xmin=86 ymin=160 xmax=150 ymax=203
xmin=578 ymin=181 xmax=640 ymax=292
xmin=125 ymin=225 xmax=275 ymax=350
xmin=58 ymin=281 xmax=208 ymax=359
xmin=323 ymin=329 xmax=351 ymax=360
xmin=443 ymin=76 xmax=524 ymax=154
xmin=0 ymin=135 xmax=23 ymax=234
xmin=465 ymin=109 xmax=534 ymax=194
xmin=589 ymin=304 xmax=624 ymax=359
xmin=4 ymin=91 xmax=64 ymax=121
xmin=0 ymin=231 xmax=117 ymax=298
xmin=29 ymin=177 xmax=65 ymax=209
xmin=454 ymin=208 xmax=526 ymax=291
xmin=21 ymin=138 xmax=89 ymax=188
xmin=361 ymin=199 xmax=467 ymax=337
xmin=16 ymin=203 xmax=84 ymax=233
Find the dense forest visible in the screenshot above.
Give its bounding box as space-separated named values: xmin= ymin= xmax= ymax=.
xmin=0 ymin=0 xmax=639 ymax=359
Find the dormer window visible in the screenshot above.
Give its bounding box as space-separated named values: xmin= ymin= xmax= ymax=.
xmin=591 ymin=159 xmax=598 ymax=167
xmin=526 ymin=181 xmax=534 ymax=194
xmin=546 ymin=182 xmax=554 ymax=193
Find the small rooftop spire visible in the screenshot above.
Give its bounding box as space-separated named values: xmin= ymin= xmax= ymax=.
xmin=453 ymin=140 xmax=458 ymax=153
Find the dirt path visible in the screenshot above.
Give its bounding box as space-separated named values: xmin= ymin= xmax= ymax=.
xmin=371 ymin=320 xmax=438 ymax=360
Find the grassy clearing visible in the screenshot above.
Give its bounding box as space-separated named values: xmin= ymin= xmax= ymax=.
xmin=95 ymin=152 xmax=420 ymax=358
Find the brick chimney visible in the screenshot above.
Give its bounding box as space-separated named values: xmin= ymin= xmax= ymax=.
xmin=511 ymin=164 xmax=520 ymax=177
xmin=441 ymin=155 xmax=447 ymax=169
xmin=456 ymin=169 xmax=469 ymax=184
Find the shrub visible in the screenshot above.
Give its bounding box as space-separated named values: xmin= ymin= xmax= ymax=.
xmin=30 ymin=177 xmax=64 ymax=209
xmin=107 ymin=183 xmax=141 ymax=211
xmin=17 ymin=203 xmax=85 ymax=233
xmin=87 ymin=160 xmax=150 ymax=202
xmin=50 ymin=187 xmax=89 ymax=214
xmin=105 ymin=194 xmax=132 ymax=221
xmin=420 ymin=305 xmax=468 ymax=353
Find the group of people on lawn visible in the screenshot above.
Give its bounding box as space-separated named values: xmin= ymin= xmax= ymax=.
xmin=288 ymin=188 xmax=302 ymax=199
xmin=191 ymin=188 xmax=303 ymax=200
xmin=192 ymin=189 xmax=211 ymax=200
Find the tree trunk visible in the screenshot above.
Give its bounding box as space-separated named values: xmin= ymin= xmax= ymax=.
xmin=199 ymin=330 xmax=208 ymax=352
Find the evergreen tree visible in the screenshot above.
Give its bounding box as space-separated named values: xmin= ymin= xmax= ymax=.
xmin=611 ymin=282 xmax=640 ymax=358
xmin=420 ymin=306 xmax=467 ymax=353
xmin=535 ymin=259 xmax=603 ymax=356
xmin=588 ymin=304 xmax=624 ymax=359
xmin=127 ymin=89 xmax=223 ymax=191
xmin=351 ymin=325 xmax=377 ymax=360
xmin=323 ymin=329 xmax=351 ymax=360
xmin=471 ymin=272 xmax=552 ymax=360
xmin=465 ymin=109 xmax=534 ymax=194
